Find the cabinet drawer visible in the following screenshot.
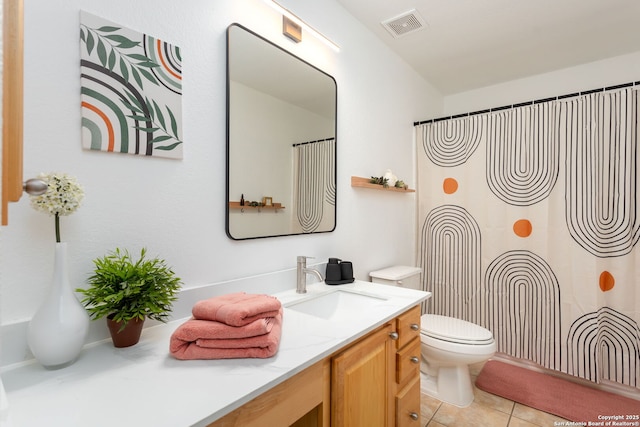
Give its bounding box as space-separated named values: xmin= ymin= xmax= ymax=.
xmin=396 ymin=337 xmax=421 ymax=386
xmin=395 ymin=305 xmax=420 ymax=349
xmin=396 ymin=376 xmax=421 ymax=427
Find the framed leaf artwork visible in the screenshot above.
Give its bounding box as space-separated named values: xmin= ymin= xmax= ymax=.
xmin=80 ymin=12 xmax=183 ymax=159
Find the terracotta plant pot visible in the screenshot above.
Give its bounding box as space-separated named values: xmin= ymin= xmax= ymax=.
xmin=106 ymin=315 xmax=145 ymax=348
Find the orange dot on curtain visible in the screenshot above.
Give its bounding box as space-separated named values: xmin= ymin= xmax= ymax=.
xmin=513 ymin=219 xmax=532 ymax=237
xmin=443 ymin=178 xmax=458 ymax=194
xmin=599 ymin=271 xmax=615 ymax=292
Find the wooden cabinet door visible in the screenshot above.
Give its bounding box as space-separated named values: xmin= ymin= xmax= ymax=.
xmin=331 ymin=323 xmax=394 ymax=427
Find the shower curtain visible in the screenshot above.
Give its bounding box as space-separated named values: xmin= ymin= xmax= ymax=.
xmin=292 ymin=138 xmax=336 ymax=233
xmin=416 ymin=87 xmax=640 ymax=390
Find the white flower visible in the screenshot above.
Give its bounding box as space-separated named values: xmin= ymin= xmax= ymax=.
xmin=29 ymin=172 xmax=84 ymax=242
xmin=30 ymin=172 xmax=84 ymax=216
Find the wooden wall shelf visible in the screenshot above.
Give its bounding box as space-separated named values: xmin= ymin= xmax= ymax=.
xmin=229 ymin=201 xmax=285 ymax=211
xmin=350 ymin=176 xmax=415 ymax=193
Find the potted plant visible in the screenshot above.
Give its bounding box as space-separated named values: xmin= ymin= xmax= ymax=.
xmin=77 ymin=248 xmax=182 ymax=348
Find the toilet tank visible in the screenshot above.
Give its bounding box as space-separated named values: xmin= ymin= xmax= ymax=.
xmin=369 ymin=266 xmax=422 ymax=290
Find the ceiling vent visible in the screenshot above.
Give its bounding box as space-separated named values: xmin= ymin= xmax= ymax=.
xmin=381 ymin=9 xmax=427 ymax=38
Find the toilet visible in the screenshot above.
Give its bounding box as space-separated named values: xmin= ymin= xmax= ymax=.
xmin=370 ymin=266 xmax=496 ymax=408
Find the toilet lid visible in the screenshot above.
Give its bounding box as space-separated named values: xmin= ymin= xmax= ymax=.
xmin=420 ymin=314 xmax=494 ymax=345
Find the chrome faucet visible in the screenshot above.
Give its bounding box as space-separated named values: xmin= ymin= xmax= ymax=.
xmin=296 ymin=256 xmax=324 ymax=294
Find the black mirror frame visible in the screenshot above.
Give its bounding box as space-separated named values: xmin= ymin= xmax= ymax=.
xmin=225 ymin=23 xmax=338 ymax=240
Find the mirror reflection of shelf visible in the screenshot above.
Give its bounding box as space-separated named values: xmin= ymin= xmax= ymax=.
xmin=350 ymin=176 xmax=415 ymax=193
xmin=229 ymin=201 xmax=285 ymax=211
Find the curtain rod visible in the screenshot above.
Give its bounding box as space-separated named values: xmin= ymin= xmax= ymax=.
xmin=413 ymin=80 xmax=640 ymax=126
xmin=292 ymin=137 xmax=335 ymax=147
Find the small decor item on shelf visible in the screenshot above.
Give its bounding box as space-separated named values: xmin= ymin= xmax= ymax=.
xmin=77 ymin=248 xmax=182 ymax=348
xmin=370 ymin=175 xmax=389 ymax=187
xmin=383 ymin=169 xmax=398 ymax=187
xmin=352 ymin=176 xmax=413 ymax=192
xmin=27 ymin=172 xmax=90 ymax=369
xmin=262 ymin=196 xmax=273 ymax=207
xmin=370 ymin=169 xmax=409 ymax=190
xmin=240 ymin=194 xmax=245 ymax=206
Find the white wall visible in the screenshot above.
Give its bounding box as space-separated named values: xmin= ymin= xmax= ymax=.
xmin=443 ymin=51 xmax=640 ymax=115
xmin=0 ymin=0 xmax=441 ymax=331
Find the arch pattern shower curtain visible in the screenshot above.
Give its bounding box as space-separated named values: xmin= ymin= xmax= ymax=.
xmin=416 ymin=88 xmax=640 ymax=390
xmin=292 ymin=139 xmax=336 ymax=233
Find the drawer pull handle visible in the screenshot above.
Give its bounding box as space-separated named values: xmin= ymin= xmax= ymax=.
xmin=410 ymin=412 xmax=419 ymax=420
xmin=410 ymin=356 xmax=420 ymax=364
xmin=389 ymin=332 xmax=399 ymax=340
xmin=410 ymin=323 xmax=419 ymax=331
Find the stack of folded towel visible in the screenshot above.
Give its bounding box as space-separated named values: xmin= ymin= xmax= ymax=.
xmin=169 ymin=292 xmax=283 ymax=360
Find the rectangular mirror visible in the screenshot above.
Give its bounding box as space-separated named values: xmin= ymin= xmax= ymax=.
xmin=226 ymin=23 xmax=337 ymax=240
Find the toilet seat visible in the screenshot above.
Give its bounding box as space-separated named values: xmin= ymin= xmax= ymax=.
xmin=420 ymin=314 xmax=493 ymax=345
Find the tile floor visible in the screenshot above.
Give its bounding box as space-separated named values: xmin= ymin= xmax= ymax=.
xmin=420 ymin=362 xmax=571 ymax=427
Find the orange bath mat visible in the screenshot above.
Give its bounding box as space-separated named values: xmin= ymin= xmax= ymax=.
xmin=475 ymin=360 xmax=640 ymax=423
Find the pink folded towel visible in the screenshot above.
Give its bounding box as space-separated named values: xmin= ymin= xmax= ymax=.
xmin=169 ymin=309 xmax=283 ymax=360
xmin=170 ymin=316 xmax=276 ymax=341
xmin=191 ymin=292 xmax=282 ymax=326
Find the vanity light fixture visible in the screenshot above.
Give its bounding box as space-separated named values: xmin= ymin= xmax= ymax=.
xmin=265 ymin=0 xmax=340 ymax=52
xmin=282 ymin=16 xmax=302 ymax=43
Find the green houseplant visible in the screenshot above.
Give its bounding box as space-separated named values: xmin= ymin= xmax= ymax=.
xmin=77 ymin=248 xmax=182 ymax=347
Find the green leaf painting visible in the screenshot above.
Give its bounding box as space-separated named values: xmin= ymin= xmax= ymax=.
xmin=80 ymin=11 xmax=182 ymax=159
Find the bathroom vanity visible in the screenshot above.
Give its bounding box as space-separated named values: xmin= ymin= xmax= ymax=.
xmin=0 ymin=281 xmax=429 ymax=427
xmin=210 ymin=304 xmax=422 ymax=426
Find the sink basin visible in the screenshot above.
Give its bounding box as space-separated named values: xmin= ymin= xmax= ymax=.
xmin=286 ymin=289 xmax=388 ymax=322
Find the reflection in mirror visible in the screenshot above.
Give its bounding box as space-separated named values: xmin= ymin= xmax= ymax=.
xmin=226 ymin=24 xmax=337 ymax=240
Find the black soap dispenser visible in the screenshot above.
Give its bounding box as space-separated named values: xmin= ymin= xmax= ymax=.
xmin=325 ymin=258 xmax=355 ymax=285
xmin=325 ymin=258 xmax=342 ymax=284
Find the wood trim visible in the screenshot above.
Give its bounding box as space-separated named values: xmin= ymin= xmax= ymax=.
xmin=2 ymin=0 xmax=25 ymax=225
xmin=207 ymin=359 xmax=330 ymax=427
xmin=351 ymin=176 xmax=415 ymax=193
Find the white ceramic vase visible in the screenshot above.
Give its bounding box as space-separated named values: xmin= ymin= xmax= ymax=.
xmin=27 ymin=242 xmax=90 ymax=369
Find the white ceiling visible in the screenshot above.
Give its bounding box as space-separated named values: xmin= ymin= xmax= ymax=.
xmin=334 ymin=0 xmax=640 ymax=95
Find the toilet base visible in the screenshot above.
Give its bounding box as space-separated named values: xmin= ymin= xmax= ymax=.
xmin=420 ymin=364 xmax=475 ymax=408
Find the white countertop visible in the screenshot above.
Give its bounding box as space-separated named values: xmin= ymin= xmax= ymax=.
xmin=1 ymin=281 xmax=430 ymax=427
